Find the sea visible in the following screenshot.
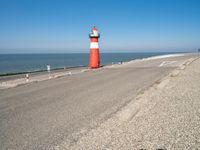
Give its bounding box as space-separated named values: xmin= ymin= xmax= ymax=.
xmin=0 ymin=52 xmax=179 ymax=75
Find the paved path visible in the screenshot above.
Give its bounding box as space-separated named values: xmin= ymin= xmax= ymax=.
xmin=0 ymin=54 xmax=197 ymax=149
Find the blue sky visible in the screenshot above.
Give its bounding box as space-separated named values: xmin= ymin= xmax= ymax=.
xmin=0 ymin=0 xmax=199 ymax=53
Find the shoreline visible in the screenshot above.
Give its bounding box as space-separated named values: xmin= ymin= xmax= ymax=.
xmin=0 ymin=65 xmax=86 ymax=77
xmin=0 ymin=52 xmax=191 ymax=77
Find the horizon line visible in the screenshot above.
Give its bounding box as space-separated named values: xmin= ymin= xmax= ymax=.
xmin=0 ymin=51 xmax=195 ymax=55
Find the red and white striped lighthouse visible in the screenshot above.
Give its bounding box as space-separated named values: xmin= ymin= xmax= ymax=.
xmin=89 ymin=26 xmax=100 ymax=68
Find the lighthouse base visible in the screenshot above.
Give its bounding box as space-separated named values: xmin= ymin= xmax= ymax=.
xmin=89 ymin=49 xmax=100 ymax=69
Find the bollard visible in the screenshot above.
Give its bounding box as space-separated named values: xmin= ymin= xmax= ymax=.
xmin=25 ymin=74 xmax=29 ymax=82
xmin=47 ymin=65 xmax=51 ymax=79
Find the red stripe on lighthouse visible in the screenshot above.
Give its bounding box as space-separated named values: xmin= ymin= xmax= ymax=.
xmin=90 ymin=38 xmax=98 ymax=42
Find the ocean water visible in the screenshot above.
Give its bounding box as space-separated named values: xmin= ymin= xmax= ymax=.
xmin=0 ymin=52 xmax=175 ymax=74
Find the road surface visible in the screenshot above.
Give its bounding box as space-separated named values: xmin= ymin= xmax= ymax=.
xmin=0 ymin=53 xmax=196 ymax=149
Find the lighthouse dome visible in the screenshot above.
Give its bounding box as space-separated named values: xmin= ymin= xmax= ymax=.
xmin=92 ymin=26 xmax=97 ymax=31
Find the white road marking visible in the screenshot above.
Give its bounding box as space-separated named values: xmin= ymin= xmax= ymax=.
xmin=159 ymin=61 xmax=177 ymax=67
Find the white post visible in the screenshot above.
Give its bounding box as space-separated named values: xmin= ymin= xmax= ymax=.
xmin=26 ymin=74 xmax=29 ymax=82
xmin=47 ymin=65 xmax=51 ymax=79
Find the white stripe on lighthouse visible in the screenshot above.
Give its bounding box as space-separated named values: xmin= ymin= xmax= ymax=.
xmin=90 ymin=42 xmax=99 ymax=49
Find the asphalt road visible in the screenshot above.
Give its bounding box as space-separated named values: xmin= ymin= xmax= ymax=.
xmin=0 ymin=54 xmax=196 ymax=150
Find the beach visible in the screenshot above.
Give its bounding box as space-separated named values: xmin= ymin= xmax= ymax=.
xmin=0 ymin=53 xmax=199 ymax=149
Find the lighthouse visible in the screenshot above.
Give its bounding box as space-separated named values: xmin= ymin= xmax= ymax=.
xmin=89 ymin=26 xmax=100 ymax=68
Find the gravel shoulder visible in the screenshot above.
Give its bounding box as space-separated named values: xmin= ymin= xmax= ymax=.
xmin=66 ymin=57 xmax=200 ymax=149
